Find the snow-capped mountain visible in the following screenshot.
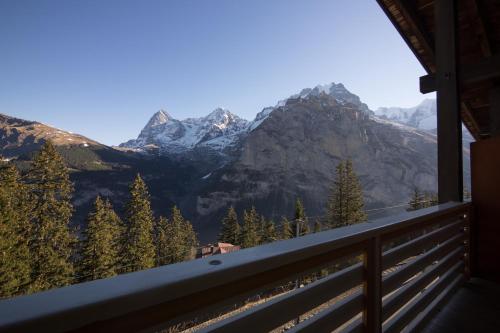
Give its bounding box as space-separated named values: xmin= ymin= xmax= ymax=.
xmin=121 ymin=108 xmax=249 ymax=153
xmin=122 ymin=82 xmax=373 ymax=154
xmin=374 ymin=98 xmax=475 ymax=145
xmin=375 ymin=99 xmax=437 ymax=130
xmin=289 ymin=82 xmax=372 ymax=113
xmin=248 ymin=82 xmax=373 ymax=132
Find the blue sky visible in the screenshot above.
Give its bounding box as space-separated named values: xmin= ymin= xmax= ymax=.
xmin=0 ymin=0 xmax=431 ymax=145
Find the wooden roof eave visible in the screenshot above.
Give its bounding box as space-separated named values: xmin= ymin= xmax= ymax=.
xmin=377 ymin=0 xmax=483 ymax=140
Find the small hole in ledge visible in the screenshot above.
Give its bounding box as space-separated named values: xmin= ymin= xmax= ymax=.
xmin=209 ymin=259 xmax=222 ymax=266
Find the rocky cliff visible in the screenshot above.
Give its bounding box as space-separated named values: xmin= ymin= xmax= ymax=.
xmin=188 ymin=92 xmax=440 ymax=240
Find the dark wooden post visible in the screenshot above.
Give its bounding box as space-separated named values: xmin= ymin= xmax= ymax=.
xmin=490 ymin=85 xmax=500 ymax=136
xmin=435 ymin=0 xmax=463 ymax=203
xmin=364 ymin=236 xmax=382 ymax=333
xmin=463 ymin=208 xmax=472 ymax=279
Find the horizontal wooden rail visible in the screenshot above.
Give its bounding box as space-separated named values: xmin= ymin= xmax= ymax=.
xmin=382 ymin=219 xmax=465 ymax=270
xmin=382 ymin=234 xmax=465 ymax=295
xmin=404 ymin=273 xmax=465 ymax=332
xmin=198 ymin=264 xmax=363 ymax=333
xmin=0 ymin=202 xmax=471 ymax=333
xmin=287 ymin=291 xmax=363 ymax=333
xmin=382 ymin=249 xmax=464 ymax=322
xmin=384 ymin=262 xmax=464 ymax=333
xmin=341 ymin=317 xmax=363 ymax=333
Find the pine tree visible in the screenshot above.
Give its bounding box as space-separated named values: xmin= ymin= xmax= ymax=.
xmin=158 ymin=210 xmax=183 ymax=265
xmin=313 ymin=219 xmax=322 ymax=233
xmin=422 ymin=192 xmax=438 ymax=208
xmin=240 ymin=206 xmax=259 ymax=248
xmin=79 ymin=196 xmax=123 ymax=281
xmin=218 ymin=206 xmax=240 ymax=245
xmin=428 ymin=192 xmax=438 ymax=206
xmin=257 ymin=215 xmax=266 ymax=244
xmin=0 ymin=162 xmax=31 ymax=297
xmin=261 ymin=219 xmax=278 ymax=243
xmin=155 ymin=216 xmax=170 ymax=266
xmin=27 ymin=141 xmax=76 ymax=292
xmin=327 ymin=161 xmax=345 ymax=228
xmin=171 ymin=206 xmax=197 ymax=263
xmin=326 ymin=160 xmax=366 ymax=229
xmin=408 ymin=187 xmax=424 ymax=211
xmin=122 ymin=174 xmax=156 ymax=272
xmin=156 ymin=206 xmax=198 ymax=265
xmin=344 ymin=160 xmax=367 ymax=224
xmin=280 ymin=217 xmax=294 ymax=240
xmin=408 ymin=188 xmax=438 ymax=211
xmin=292 ymin=198 xmax=309 ymax=237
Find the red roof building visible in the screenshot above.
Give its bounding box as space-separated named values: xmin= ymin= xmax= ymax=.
xmin=198 ymin=242 xmax=241 ymax=258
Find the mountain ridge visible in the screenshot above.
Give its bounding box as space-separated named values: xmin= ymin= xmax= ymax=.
xmin=1 ymin=82 xmax=470 ymax=243
xmin=120 ymin=82 xmax=375 ymax=155
xmin=375 ymin=99 xmax=436 ymax=130
xmin=0 ymin=113 xmax=103 ymax=159
xmin=120 ymin=107 xmax=249 ymax=155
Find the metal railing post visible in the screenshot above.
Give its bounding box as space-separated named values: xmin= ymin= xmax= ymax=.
xmin=364 ymin=236 xmax=382 ymax=333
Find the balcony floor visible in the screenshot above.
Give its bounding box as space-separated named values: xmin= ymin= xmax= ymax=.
xmin=422 ymin=278 xmax=500 ymax=333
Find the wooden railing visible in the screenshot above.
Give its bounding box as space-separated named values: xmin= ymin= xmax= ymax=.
xmin=0 ymin=202 xmax=471 ymax=333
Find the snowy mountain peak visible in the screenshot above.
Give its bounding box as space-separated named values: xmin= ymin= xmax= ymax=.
xmin=122 ymin=82 xmax=380 ymax=154
xmin=303 ymin=82 xmax=348 ymax=96
xmin=290 ymin=82 xmax=371 ymax=113
xmin=206 ymin=107 xmax=230 ymax=118
xmin=121 ymin=108 xmax=249 ymax=154
xmin=248 ymin=82 xmax=371 ymax=132
xmin=375 ymin=99 xmax=437 ymax=130
xmin=204 ymin=107 xmax=239 ymax=125
xmin=145 ymin=109 xmax=172 ymax=128
xmin=292 ymin=82 xmax=343 ymax=99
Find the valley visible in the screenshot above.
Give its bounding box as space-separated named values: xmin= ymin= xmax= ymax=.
xmin=0 ymin=83 xmax=471 ymax=243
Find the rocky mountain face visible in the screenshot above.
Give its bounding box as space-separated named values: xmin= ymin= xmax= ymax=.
xmin=187 ymin=91 xmax=440 ymax=240
xmin=2 ymin=83 xmax=468 ymax=243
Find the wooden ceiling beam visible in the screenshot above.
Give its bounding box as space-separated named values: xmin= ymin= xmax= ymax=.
xmin=376 ymin=0 xmax=435 ymax=73
xmin=393 ymin=0 xmax=436 ymax=59
xmin=461 ymin=102 xmax=482 ymax=140
xmin=465 ymin=0 xmax=493 ymax=57
xmin=417 ymin=0 xmax=435 ymax=11
xmin=420 ymin=53 xmax=500 ymax=93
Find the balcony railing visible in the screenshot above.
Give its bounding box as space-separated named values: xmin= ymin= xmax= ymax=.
xmin=0 ymin=202 xmax=471 ymax=333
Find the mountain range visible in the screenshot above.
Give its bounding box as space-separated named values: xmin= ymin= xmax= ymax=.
xmin=374 ymin=99 xmax=474 ymax=146
xmin=0 ymin=83 xmax=471 ymax=242
xmin=120 ymin=108 xmax=249 ymax=155
xmin=375 ymin=99 xmax=437 ymax=130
